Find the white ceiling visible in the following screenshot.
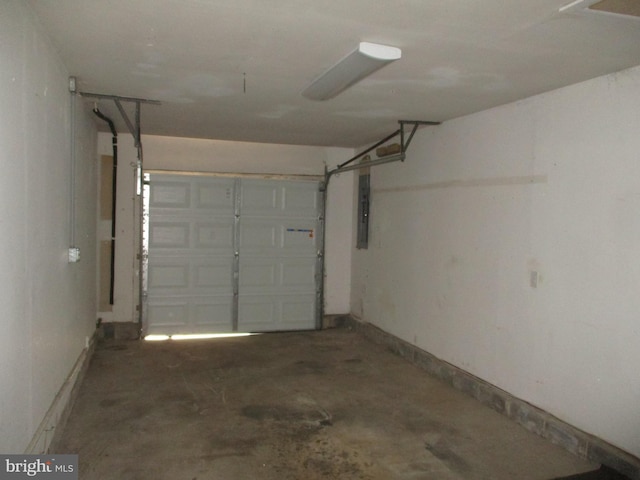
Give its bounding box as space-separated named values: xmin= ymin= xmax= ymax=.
xmin=29 ymin=0 xmax=640 ymax=148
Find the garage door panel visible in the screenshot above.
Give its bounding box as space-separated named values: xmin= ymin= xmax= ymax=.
xmin=194 ymin=260 xmax=233 ymax=291
xmin=148 ymin=263 xmax=189 ymax=289
xmin=239 ymin=221 xmax=277 ymax=250
xmin=282 ymin=183 xmax=319 ymax=217
xmin=192 ymin=300 xmax=234 ymax=328
xmin=146 ymin=302 xmax=189 ymax=330
xmin=146 ymin=299 xmax=233 ymax=335
xmin=194 ymin=221 xmax=235 ymax=250
xmin=193 ymin=179 xmax=235 ymax=212
xmin=237 ymin=298 xmax=275 ymax=330
xmin=150 ymin=177 xmax=236 ymax=215
xmin=148 ymin=257 xmax=232 ymax=294
xmin=281 ymin=296 xmax=316 ymax=326
xmin=149 ymin=222 xmax=190 ymax=249
xmin=150 ymin=219 xmax=234 ymax=252
xmin=239 ymin=261 xmax=276 ymax=288
xmin=238 ymin=295 xmax=315 ymax=332
xmin=150 ymin=181 xmax=191 ymax=209
xmin=146 ymin=174 xmax=322 ymax=335
xmin=240 ymin=180 xmax=320 ymax=218
xmin=146 ymin=174 xmax=236 ymax=335
xmin=281 ymin=260 xmax=316 ymax=288
xmin=240 ymin=183 xmax=279 ymax=214
xmin=239 ymin=257 xmax=316 ymax=292
xmin=283 ymin=223 xmax=318 ymax=250
xmin=240 ymin=220 xmax=318 ymax=254
xmin=238 ymin=179 xmax=320 ymax=332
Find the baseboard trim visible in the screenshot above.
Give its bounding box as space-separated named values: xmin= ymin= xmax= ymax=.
xmin=98 ymin=321 xmax=140 ymax=340
xmin=321 ymin=314 xmax=352 ymax=329
xmin=26 ymin=332 xmax=97 ymax=454
xmin=344 ymin=316 xmax=640 ymax=480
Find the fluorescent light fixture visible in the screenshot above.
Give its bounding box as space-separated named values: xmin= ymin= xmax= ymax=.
xmin=302 ymin=42 xmax=402 ymax=101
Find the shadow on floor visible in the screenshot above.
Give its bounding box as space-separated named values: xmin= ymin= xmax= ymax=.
xmin=554 ymin=466 xmax=631 ymax=480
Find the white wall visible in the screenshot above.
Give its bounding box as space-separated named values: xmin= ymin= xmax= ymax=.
xmin=99 ymin=134 xmax=353 ymax=323
xmin=352 ymin=65 xmax=640 ymax=457
xmin=0 ymin=2 xmax=98 ymax=452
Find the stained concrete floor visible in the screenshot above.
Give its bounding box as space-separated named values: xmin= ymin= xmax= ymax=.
xmin=56 ymin=328 xmax=597 ymax=479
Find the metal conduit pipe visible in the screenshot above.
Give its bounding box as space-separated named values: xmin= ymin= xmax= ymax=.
xmin=93 ymin=107 xmax=118 ymax=305
xmin=69 ymin=83 xmax=77 ymax=250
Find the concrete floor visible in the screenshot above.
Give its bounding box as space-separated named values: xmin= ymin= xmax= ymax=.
xmin=56 ymin=328 xmax=597 ymax=480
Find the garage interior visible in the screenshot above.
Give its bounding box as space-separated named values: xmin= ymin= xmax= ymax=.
xmin=59 ymin=329 xmax=599 ymax=480
xmin=2 ymin=1 xmax=640 ymax=479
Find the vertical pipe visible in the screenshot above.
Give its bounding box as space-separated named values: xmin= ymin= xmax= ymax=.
xmin=69 ymin=81 xmax=77 ymax=248
xmin=136 ymin=102 xmax=144 ymax=332
xmin=92 ymin=107 xmax=118 ymax=304
xmin=110 ymin=133 xmax=117 ymax=305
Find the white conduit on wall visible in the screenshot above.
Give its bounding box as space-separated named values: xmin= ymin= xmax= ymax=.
xmin=69 ymin=77 xmax=78 ymax=261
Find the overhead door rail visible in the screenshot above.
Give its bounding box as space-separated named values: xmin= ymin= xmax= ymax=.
xmin=79 ymin=90 xmax=160 ymax=332
xmin=79 ymin=92 xmax=161 ymax=148
xmin=317 ymin=120 xmax=440 ymax=320
xmin=325 ymin=120 xmax=440 ymax=181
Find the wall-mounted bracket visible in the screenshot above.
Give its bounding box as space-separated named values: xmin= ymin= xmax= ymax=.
xmin=326 ymin=119 xmax=440 ymax=181
xmin=79 ymin=92 xmax=160 ymax=148
xmin=398 ymin=119 xmax=440 ymax=155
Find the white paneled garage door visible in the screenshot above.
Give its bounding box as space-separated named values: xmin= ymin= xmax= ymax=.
xmin=143 ymin=173 xmax=323 ymax=336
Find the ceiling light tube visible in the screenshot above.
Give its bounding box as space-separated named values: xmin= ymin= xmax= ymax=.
xmin=302 ymin=42 xmax=401 ymax=101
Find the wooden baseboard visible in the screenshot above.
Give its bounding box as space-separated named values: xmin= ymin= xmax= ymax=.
xmin=26 ymin=333 xmax=97 ymax=454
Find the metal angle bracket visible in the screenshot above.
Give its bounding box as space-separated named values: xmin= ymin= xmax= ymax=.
xmin=326 ymin=119 xmax=440 ymax=179
xmin=398 ymin=120 xmax=440 ymax=155
xmin=79 ymin=91 xmax=161 ymax=147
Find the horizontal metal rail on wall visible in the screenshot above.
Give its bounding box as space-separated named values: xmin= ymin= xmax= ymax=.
xmin=328 ymin=152 xmax=406 ymax=175
xmin=144 ymin=169 xmax=325 ymax=182
xmin=325 ymin=119 xmax=440 ymax=181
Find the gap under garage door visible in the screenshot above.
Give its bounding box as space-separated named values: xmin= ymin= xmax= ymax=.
xmin=143 ymin=173 xmax=324 ymax=336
